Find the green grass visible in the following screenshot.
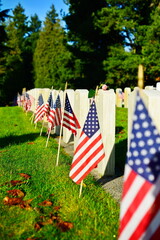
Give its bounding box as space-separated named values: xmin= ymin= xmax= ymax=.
xmin=0 ymin=106 xmax=127 ymax=240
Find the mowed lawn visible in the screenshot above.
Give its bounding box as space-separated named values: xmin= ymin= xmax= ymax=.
xmin=0 ymin=106 xmax=127 ymax=240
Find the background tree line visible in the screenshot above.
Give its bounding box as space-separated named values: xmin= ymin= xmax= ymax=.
xmin=0 ymin=0 xmax=160 ymax=105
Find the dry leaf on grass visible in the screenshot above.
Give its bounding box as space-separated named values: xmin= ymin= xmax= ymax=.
xmin=34 ymin=222 xmax=42 ymax=231
xmin=3 ymin=196 xmax=33 ymax=210
xmin=53 ymin=206 xmax=61 ymax=211
xmin=56 ymin=221 xmax=74 ymax=232
xmin=0 ymin=150 xmax=9 ymax=153
xmin=26 ymin=238 xmax=38 ymax=240
xmin=38 ymin=200 xmax=53 ymax=206
xmin=18 ymin=173 xmax=31 ymax=179
xmin=7 ymin=189 xmax=25 ymax=198
xmin=10 ymin=180 xmax=26 ymax=186
xmin=3 ymin=196 xmax=22 ymax=205
xmin=27 ymin=142 xmax=35 ymax=145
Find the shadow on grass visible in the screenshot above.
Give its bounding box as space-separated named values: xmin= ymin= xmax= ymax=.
xmin=0 ymin=133 xmax=39 ymax=148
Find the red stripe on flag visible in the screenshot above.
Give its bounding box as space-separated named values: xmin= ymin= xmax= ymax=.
xmin=129 ymin=192 xmax=160 ymax=240
xmin=70 ymin=143 xmax=105 ymax=183
xmin=71 ymin=133 xmax=102 ymax=169
xmin=122 ymin=170 xmax=137 ymax=198
xmin=119 ymin=180 xmax=152 ymax=235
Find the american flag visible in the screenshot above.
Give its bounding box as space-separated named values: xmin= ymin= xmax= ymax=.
xmin=69 ymin=100 xmax=105 ymax=184
xmin=118 ymin=90 xmax=160 ymax=240
xmin=53 ymin=94 xmax=62 ymax=126
xmin=24 ymin=93 xmax=31 ymax=112
xmin=34 ymin=94 xmax=45 ymax=123
xmin=62 ymin=93 xmax=80 ymax=135
xmin=47 ymin=93 xmax=55 ymax=130
xmin=44 ymin=92 xmax=52 ymax=117
xmin=17 ymin=93 xmax=21 ymax=106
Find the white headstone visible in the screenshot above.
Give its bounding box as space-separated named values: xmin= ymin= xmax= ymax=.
xmin=95 ymin=89 xmax=115 ymax=176
xmin=128 ymin=89 xmax=160 ymax=147
xmin=74 ymin=89 xmax=89 ymax=150
xmin=156 ymin=82 xmax=160 ymax=91
xmin=124 ymin=87 xmax=131 ymax=108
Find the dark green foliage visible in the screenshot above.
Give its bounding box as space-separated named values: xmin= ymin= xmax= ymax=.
xmin=1 ymin=4 xmax=41 ymax=105
xmin=64 ymin=0 xmax=123 ymax=89
xmin=34 ymin=5 xmax=74 ymax=89
xmin=96 ymin=0 xmax=160 ymax=87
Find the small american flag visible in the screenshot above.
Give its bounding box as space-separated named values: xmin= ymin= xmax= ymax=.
xmin=53 ymin=94 xmax=62 ymax=126
xmin=118 ymin=90 xmax=160 ymax=240
xmin=24 ymin=93 xmax=31 ymax=112
xmin=62 ymin=93 xmax=80 ymax=135
xmin=44 ymin=92 xmax=52 ymax=117
xmin=47 ymin=93 xmax=55 ymax=130
xmin=34 ymin=94 xmax=45 ymax=123
xmin=69 ymin=100 xmax=105 ymax=184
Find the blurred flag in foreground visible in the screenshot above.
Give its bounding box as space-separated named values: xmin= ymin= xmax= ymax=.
xmin=118 ymin=90 xmax=160 ymax=240
xmin=34 ymin=94 xmax=45 ymax=123
xmin=69 ymin=100 xmax=105 ymax=184
xmin=62 ymin=93 xmax=80 ymax=135
xmin=53 ymin=94 xmax=62 ymax=126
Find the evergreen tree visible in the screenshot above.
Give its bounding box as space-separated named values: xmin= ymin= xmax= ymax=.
xmin=34 ymin=5 xmax=73 ymax=89
xmin=2 ymin=4 xmax=41 ymax=104
xmin=64 ymin=0 xmax=123 ymax=89
xmin=0 ymin=3 xmax=10 ymax=105
xmin=96 ymin=0 xmax=160 ymax=87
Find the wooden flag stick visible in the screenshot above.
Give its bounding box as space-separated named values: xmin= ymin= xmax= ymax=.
xmin=56 ymin=82 xmax=68 ymax=166
xmin=30 ymin=113 xmax=34 ymax=124
xmin=31 ymin=113 xmax=35 ymax=124
xmin=46 ymin=128 xmax=51 ymax=147
xmin=79 ymin=180 xmax=83 ymax=198
xmin=40 ymin=118 xmax=45 ymax=136
xmin=56 ymin=122 xmax=63 ymax=166
xmin=138 ymin=64 xmax=144 ymax=89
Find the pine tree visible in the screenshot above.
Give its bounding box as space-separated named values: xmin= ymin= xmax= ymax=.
xmin=34 ymin=4 xmax=73 ymax=89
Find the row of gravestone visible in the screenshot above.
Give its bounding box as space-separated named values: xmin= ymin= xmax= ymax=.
xmin=26 ymin=83 xmax=160 ymax=178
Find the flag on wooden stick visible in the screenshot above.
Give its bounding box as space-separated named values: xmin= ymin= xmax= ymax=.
xmin=34 ymin=94 xmax=45 ymax=123
xmin=118 ymin=90 xmax=160 ymax=240
xmin=69 ymin=99 xmax=105 ymax=184
xmin=24 ymin=93 xmax=32 ymax=112
xmin=62 ymin=93 xmax=80 ymax=136
xmin=53 ymin=94 xmax=62 ymax=126
xmin=47 ymin=93 xmax=56 ymax=131
xmin=44 ymin=92 xmax=52 ymax=117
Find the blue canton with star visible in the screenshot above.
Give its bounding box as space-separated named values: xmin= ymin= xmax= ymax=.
xmin=83 ymin=100 xmax=100 ymax=138
xmin=54 ymin=95 xmax=61 ymax=109
xmin=38 ymin=94 xmax=44 ymax=106
xmin=64 ymin=94 xmax=73 ymax=113
xmin=127 ymin=91 xmax=160 ymax=184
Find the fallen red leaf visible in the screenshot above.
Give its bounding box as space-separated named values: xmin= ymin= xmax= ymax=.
xmin=38 ymin=200 xmax=53 ymax=206
xmin=3 ymin=196 xmax=22 ymax=205
xmin=26 ymin=238 xmax=38 ymax=240
xmin=0 ymin=150 xmax=9 ymax=153
xmin=19 ymin=201 xmax=32 ymax=210
xmin=53 ymin=206 xmax=61 ymax=211
xmin=7 ymin=189 xmax=25 ymax=198
xmin=34 ymin=222 xmax=42 ymax=231
xmin=39 ymin=218 xmax=53 ymax=226
xmin=27 ymin=142 xmax=35 ymax=145
xmin=10 ymin=180 xmax=26 ymax=186
xmin=18 ymin=173 xmax=31 ymax=179
xmin=56 ymin=221 xmax=74 ymax=232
